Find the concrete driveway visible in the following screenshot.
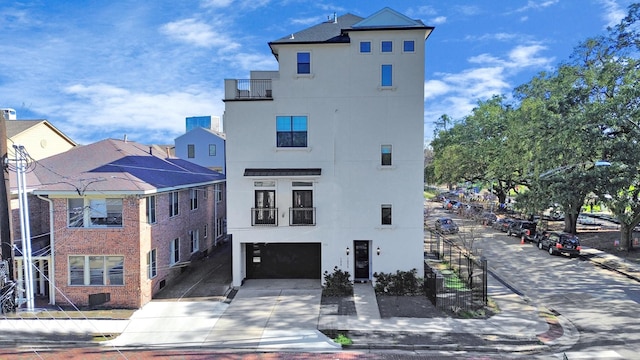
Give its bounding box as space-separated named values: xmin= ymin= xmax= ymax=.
xmin=105 ymin=279 xmax=339 ymax=350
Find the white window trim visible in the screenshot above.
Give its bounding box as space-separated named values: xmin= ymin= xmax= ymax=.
xmin=380 ymin=40 xmax=393 ymax=53
xmin=402 ymin=39 xmax=416 ymax=53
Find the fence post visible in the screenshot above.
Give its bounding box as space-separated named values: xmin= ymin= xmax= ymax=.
xmin=481 ymin=256 xmax=488 ymax=305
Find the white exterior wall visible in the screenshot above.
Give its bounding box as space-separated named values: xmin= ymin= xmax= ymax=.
xmin=226 ymin=25 xmax=428 ymax=286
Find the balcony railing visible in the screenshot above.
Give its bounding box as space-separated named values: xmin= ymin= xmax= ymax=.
xmin=225 ymin=79 xmax=272 ymax=100
xmin=252 ymin=208 xmax=278 ymax=226
xmin=289 ymin=207 xmax=316 ymax=226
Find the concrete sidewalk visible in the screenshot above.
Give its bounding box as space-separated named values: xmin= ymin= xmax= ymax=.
xmin=1 ymin=246 xmax=638 ymax=353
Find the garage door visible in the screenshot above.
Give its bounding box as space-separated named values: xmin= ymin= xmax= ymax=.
xmin=246 ymin=243 xmax=321 ymax=279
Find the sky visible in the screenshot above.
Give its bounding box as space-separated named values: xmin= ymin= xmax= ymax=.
xmin=0 ymin=0 xmax=636 ymax=146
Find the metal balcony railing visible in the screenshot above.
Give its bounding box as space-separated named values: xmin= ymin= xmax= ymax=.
xmin=251 ymin=208 xmax=278 ymax=226
xmin=227 ymin=79 xmax=272 ymax=100
xmin=289 ymin=207 xmax=316 ymax=226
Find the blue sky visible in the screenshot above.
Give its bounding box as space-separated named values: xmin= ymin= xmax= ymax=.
xmin=0 ymin=0 xmax=635 ymax=146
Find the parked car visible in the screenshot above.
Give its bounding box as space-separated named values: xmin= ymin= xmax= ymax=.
xmin=537 ymin=231 xmax=581 ymax=257
xmin=478 ymin=212 xmax=497 ymax=226
xmin=577 ymin=214 xmax=598 ymax=225
xmin=435 ymin=217 xmax=459 ymax=234
xmin=494 ymin=218 xmax=515 ymax=232
xmin=506 ymin=220 xmax=537 ymax=242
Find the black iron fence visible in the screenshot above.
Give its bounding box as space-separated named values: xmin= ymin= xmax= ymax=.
xmin=424 ymin=230 xmax=487 ymax=313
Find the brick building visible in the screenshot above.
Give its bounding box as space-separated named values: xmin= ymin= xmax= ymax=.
xmin=14 ymin=138 xmax=225 ymax=308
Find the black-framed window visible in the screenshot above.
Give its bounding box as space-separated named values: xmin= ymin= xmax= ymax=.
xmin=381 ymin=204 xmax=392 ymax=225
xmin=187 ymin=144 xmax=195 ymax=158
xmin=381 ymin=41 xmax=392 ymax=52
xmin=276 ymin=115 xmax=307 ymax=147
xmin=297 ymin=52 xmax=310 ymax=74
xmin=381 ymin=145 xmax=392 ymax=166
xmin=360 ymin=41 xmax=371 ymax=53
xmin=403 ymin=40 xmax=415 ymax=52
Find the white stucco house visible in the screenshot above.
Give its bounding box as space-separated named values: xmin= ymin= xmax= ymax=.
xmin=175 ymin=126 xmax=226 ymax=174
xmin=223 ymin=7 xmax=434 ymax=287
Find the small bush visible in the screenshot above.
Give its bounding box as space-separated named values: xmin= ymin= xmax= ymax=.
xmin=373 ymin=269 xmax=425 ymax=296
xmin=333 ymin=333 xmax=353 ymax=346
xmin=323 ymin=266 xmax=353 ymax=296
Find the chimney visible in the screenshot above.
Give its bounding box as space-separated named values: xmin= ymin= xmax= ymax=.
xmin=333 ymin=12 xmax=337 ymax=23
xmin=123 ymin=134 xmax=127 ymax=143
xmin=149 ymin=146 xmax=153 ymax=155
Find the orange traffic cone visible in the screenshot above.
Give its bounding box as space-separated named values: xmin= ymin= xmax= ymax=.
xmin=520 ymin=237 xmax=525 ymax=245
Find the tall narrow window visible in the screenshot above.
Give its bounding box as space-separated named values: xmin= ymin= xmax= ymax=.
xmin=171 ymin=238 xmax=180 ymax=265
xmin=187 ymin=144 xmax=195 ymax=158
xmin=190 ymin=189 xmax=198 ymax=210
xmin=381 ymin=65 xmax=392 ymax=87
xmin=146 ymin=195 xmax=156 ymax=224
xmin=147 ymin=249 xmax=157 ymax=279
xmin=209 ymin=144 xmax=216 ymax=156
xmin=291 ymin=189 xmax=314 ymax=225
xmin=381 ymin=204 xmax=392 ymax=225
xmin=190 ymin=230 xmax=199 ymax=253
xmin=381 ymin=41 xmax=392 ymax=52
xmin=360 ymin=41 xmax=371 ymax=53
xmin=381 ymin=145 xmax=392 ymax=166
xmin=276 ymin=115 xmax=308 ymax=147
xmin=297 ymin=52 xmax=310 ymax=74
xmin=254 ymin=190 xmax=276 ymax=225
xmin=169 ymin=191 xmax=179 ymax=217
xmin=403 ymin=40 xmax=415 ymax=52
xmin=68 ymin=198 xmax=84 ymax=228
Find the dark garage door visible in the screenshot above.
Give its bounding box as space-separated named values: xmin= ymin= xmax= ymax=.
xmin=246 ymin=243 xmax=321 ymax=279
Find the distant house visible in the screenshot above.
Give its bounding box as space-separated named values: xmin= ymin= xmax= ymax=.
xmin=13 ymin=138 xmax=226 ymax=308
xmin=223 ymin=8 xmax=433 ymax=286
xmin=6 ymin=119 xmax=77 ymax=160
xmin=175 ymin=127 xmax=226 ymax=174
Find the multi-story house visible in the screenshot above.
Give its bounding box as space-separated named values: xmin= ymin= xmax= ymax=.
xmin=175 ymin=126 xmax=226 ymax=174
xmin=15 ymin=138 xmax=225 ymax=308
xmin=223 ymin=8 xmax=433 ymax=286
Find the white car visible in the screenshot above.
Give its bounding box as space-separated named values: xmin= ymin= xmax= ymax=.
xmin=577 ymin=214 xmax=597 ymax=225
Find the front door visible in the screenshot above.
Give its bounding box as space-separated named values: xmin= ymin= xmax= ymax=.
xmin=354 ymin=240 xmax=370 ymax=281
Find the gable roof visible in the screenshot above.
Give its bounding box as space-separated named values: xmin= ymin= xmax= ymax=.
xmin=6 ymin=119 xmax=77 ymax=146
xmin=174 ymin=126 xmax=226 ymax=142
xmin=30 ymin=138 xmax=224 ymax=196
xmin=351 ymin=7 xmax=426 ymax=29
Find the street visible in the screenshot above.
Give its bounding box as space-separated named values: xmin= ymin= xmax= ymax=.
xmin=430 ymin=203 xmax=640 ymax=359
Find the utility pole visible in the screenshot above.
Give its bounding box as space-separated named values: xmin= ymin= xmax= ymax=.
xmin=0 ymin=110 xmax=14 ymax=281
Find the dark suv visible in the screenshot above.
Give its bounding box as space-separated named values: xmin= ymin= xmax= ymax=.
xmin=506 ymin=220 xmax=537 ymax=242
xmin=537 ymin=231 xmax=581 ymax=257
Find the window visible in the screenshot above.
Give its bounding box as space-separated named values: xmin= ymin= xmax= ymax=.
xmin=204 ymin=224 xmax=208 ymax=238
xmin=381 ymin=65 xmax=392 ymax=87
xmin=216 ymin=217 xmax=224 ymax=238
xmin=68 ymin=198 xmax=122 ymax=228
xmin=169 ymin=191 xmax=179 ymax=217
xmin=171 ymin=238 xmax=180 ymax=265
xmin=215 ymin=184 xmax=223 ymax=202
xmin=276 ymin=115 xmax=307 ymax=147
xmin=254 ymin=190 xmax=276 ymax=225
xmin=147 ymin=249 xmax=157 ymax=279
xmin=360 ymin=41 xmax=371 ymax=53
xmin=382 ymin=204 xmax=392 ymax=225
xmin=291 ymin=189 xmax=314 ymax=225
xmin=381 ymin=41 xmax=392 ymax=52
xmin=403 ymin=40 xmax=415 ymax=52
xmin=187 ymin=144 xmax=195 ymax=158
xmin=146 ymin=196 xmax=156 ymax=224
xmin=209 ymin=144 xmax=216 ymax=156
xmin=69 ymin=255 xmax=124 ymax=286
xmin=190 ymin=229 xmax=199 ymax=253
xmin=190 ymin=189 xmax=198 ymax=210
xmin=381 ymin=145 xmax=392 ymax=166
xmin=297 ymin=52 xmax=310 ymax=74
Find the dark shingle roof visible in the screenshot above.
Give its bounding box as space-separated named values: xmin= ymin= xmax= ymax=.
xmin=270 ymin=14 xmax=363 ymax=45
xmin=30 ymin=138 xmax=224 ymax=195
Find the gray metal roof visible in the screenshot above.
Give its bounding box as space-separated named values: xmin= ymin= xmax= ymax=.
xmin=270 ymin=14 xmax=363 ymax=44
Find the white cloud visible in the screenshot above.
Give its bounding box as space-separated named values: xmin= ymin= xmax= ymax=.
xmin=598 ymin=0 xmax=628 ymax=28
xmin=291 ymin=16 xmax=326 ymax=26
xmin=424 ymin=80 xmax=450 ymax=100
xmin=201 ymin=0 xmax=234 ymax=8
xmin=431 ymin=16 xmax=447 ymax=25
xmin=57 ymin=83 xmax=225 ymax=144
xmin=160 ymin=18 xmax=239 ymax=50
xmin=507 ymin=44 xmax=553 ymax=69
xmin=515 ymin=0 xmax=559 ymax=12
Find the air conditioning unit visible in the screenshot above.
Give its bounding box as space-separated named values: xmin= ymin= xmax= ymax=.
xmin=1 ymin=108 xmax=16 ymax=120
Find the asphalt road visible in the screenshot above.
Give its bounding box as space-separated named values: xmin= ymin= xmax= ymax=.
xmin=431 ymin=204 xmax=640 ymax=359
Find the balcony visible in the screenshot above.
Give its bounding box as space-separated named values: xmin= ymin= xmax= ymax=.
xmin=289 ymin=207 xmax=316 ymax=226
xmin=252 ymin=208 xmax=278 ymax=226
xmin=225 ymin=79 xmax=272 ymax=100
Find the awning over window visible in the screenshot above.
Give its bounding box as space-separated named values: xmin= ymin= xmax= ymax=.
xmin=244 ymin=168 xmax=322 ymax=177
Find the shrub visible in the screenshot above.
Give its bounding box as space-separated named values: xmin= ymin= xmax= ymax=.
xmin=322 ymin=266 xmax=353 ymax=296
xmin=373 ymin=269 xmax=425 ymax=296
